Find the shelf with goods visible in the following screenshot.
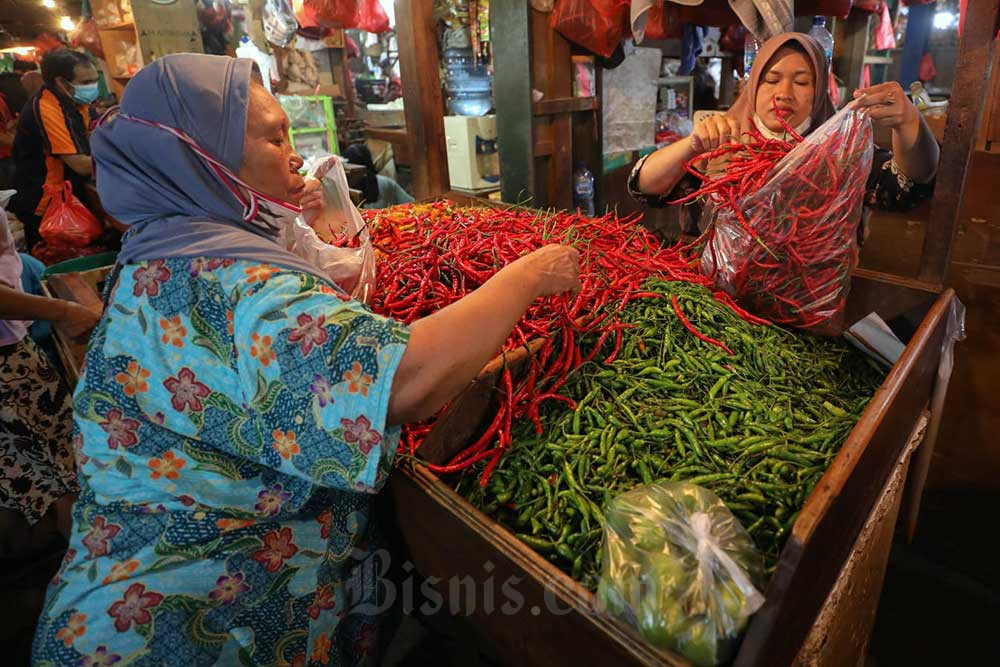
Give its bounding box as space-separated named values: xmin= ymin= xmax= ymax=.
xmin=91 ymin=0 xmax=203 ymax=99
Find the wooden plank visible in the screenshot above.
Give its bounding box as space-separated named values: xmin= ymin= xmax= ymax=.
xmin=977 ymin=43 xmax=1000 ymax=152
xmin=734 ymin=289 xmax=954 ymax=667
xmin=493 ymin=0 xmax=535 ymax=205
xmin=832 ymin=12 xmax=870 ymax=95
xmin=918 ymin=0 xmax=1000 ymax=282
xmin=395 ymin=0 xmax=449 ymax=199
xmin=364 ymin=127 xmax=408 ymax=143
xmin=533 ymin=139 xmax=554 ymax=157
xmin=792 ymin=415 xmax=925 ymax=667
xmin=389 ymin=464 xmax=689 ymax=667
xmin=532 ymin=96 xmax=599 ymax=116
xmin=532 ymin=9 xmax=574 ymax=211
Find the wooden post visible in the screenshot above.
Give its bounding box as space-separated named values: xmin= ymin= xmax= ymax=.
xmin=395 ymin=0 xmax=450 ymax=199
xmin=918 ymin=0 xmax=1000 ymax=283
xmin=493 ymin=0 xmax=535 ymax=205
xmin=832 ymin=11 xmax=871 ymax=96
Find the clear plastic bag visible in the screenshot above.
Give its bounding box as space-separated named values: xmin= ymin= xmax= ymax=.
xmin=701 ymin=106 xmax=874 ymax=334
xmin=263 ymin=0 xmax=299 ymax=47
xmin=598 ymin=482 xmax=765 ymax=667
xmin=280 ymin=156 xmax=376 ymax=303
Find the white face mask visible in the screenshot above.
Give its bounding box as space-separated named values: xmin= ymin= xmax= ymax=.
xmin=753 ymin=114 xmax=812 ymax=141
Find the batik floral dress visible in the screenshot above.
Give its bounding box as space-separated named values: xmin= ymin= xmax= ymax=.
xmin=32 ymin=257 xmax=409 ymax=667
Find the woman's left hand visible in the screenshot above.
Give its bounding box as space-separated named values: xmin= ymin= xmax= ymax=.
xmin=852 ymin=82 xmax=919 ymax=131
xmin=300 ymin=178 xmax=324 ymax=224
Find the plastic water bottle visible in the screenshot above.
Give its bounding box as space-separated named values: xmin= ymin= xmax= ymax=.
xmin=808 ymin=16 xmax=835 ymax=73
xmin=573 ymin=164 xmax=595 ymax=217
xmin=743 ymin=32 xmax=759 ymax=83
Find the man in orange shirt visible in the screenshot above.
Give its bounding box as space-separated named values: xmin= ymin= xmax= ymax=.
xmin=11 ymin=50 xmax=99 ymax=252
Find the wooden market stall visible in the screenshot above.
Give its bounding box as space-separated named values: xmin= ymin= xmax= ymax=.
xmin=377 ymin=1 xmax=995 ymax=666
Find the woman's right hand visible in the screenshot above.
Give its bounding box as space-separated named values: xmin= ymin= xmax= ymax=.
xmin=689 ymin=114 xmax=741 ymax=155
xmin=57 ymin=301 xmax=102 ymax=338
xmin=511 ymin=244 xmax=581 ymax=298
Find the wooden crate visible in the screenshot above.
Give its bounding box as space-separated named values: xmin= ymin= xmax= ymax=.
xmin=40 ymin=265 xmax=113 ymax=386
xmin=388 ymin=269 xmax=956 ymax=667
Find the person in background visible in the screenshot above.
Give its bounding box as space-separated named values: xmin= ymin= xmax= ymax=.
xmin=0 ymin=72 xmax=29 ymax=189
xmin=0 ymin=206 xmax=99 ymax=559
xmin=11 ymin=49 xmax=100 ymax=253
xmin=343 ymin=143 xmax=415 ymax=209
xmin=32 ymin=54 xmax=578 ymax=665
xmin=630 ymin=33 xmax=939 ymax=233
xmin=20 ymin=70 xmax=44 ymax=100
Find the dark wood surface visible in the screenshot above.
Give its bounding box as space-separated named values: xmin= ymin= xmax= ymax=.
xmin=493 ymin=0 xmax=536 ymax=206
xmin=530 ymin=7 xmax=574 ymax=211
xmin=831 ymin=11 xmax=871 ymax=96
xmin=532 ymin=96 xmax=599 ymax=116
xmin=918 ymin=0 xmax=1000 ymax=282
xmin=395 ymin=0 xmax=450 ymax=199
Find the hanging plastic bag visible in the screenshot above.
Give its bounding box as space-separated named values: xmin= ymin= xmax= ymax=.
xmin=263 ymin=0 xmax=299 ymax=48
xmin=38 ymin=181 xmax=104 ymax=247
xmin=307 ymin=0 xmax=358 ymax=29
xmin=919 ymin=52 xmax=936 ymax=82
xmin=598 ymin=482 xmax=765 ymax=667
xmin=873 ymin=2 xmax=897 ymax=50
xmin=279 ymin=155 xmax=376 ymax=303
xmin=550 ymin=0 xmax=629 ymax=59
xmin=701 ymin=106 xmax=874 ymax=334
xmin=71 ymin=19 xmax=105 ymax=59
xmin=357 ymin=0 xmax=390 ymax=34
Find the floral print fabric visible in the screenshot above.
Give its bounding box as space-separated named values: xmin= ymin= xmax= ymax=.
xmin=32 ymin=257 xmax=409 ymax=666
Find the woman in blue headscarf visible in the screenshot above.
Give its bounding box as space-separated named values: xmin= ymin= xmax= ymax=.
xmin=32 ymin=54 xmax=579 ymax=666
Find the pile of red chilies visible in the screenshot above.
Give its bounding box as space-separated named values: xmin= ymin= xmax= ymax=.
xmin=363 ymin=202 xmax=764 ymax=486
xmin=673 ymin=108 xmax=872 ymax=332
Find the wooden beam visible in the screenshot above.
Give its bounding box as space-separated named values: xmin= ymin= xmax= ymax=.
xmin=395 ymin=0 xmax=449 ymax=199
xmin=917 ymin=0 xmax=1000 ymax=283
xmin=532 ymin=96 xmax=598 ymax=116
xmin=832 ymin=12 xmax=871 ymax=95
xmin=364 ymin=127 xmax=408 ymax=143
xmin=493 ymin=0 xmax=535 ymax=205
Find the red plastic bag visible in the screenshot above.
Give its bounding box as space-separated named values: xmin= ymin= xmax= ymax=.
xmin=39 ymin=181 xmax=103 ymax=247
xmin=72 ymin=19 xmax=105 ymax=59
xmin=919 ymin=53 xmax=936 ymax=82
xmin=645 ymin=1 xmax=667 ymax=40
xmin=873 ymin=2 xmax=897 ymax=50
xmin=307 ymin=0 xmax=358 ymax=29
xmin=551 ymin=0 xmax=628 ymax=59
xmin=357 ymin=0 xmax=390 ymax=33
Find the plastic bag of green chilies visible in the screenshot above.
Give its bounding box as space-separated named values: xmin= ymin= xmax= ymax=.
xmin=598 ymin=482 xmax=766 ymax=666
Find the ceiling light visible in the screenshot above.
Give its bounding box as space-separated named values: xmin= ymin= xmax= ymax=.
xmin=59 ymin=16 xmax=75 ymax=31
xmin=42 ymin=0 xmax=56 ymax=9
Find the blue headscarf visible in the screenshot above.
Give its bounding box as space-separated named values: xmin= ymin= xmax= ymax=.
xmin=91 ymin=53 xmax=326 ymax=278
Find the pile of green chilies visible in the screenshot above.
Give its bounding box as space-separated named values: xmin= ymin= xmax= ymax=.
xmin=455 ymin=279 xmax=885 ymax=588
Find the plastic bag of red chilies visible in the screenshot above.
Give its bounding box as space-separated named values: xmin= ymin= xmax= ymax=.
xmin=701 ymin=106 xmax=873 ymax=335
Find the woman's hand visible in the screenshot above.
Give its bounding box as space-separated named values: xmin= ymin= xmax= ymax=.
xmin=689 ymin=114 xmax=741 ymax=154
xmin=510 ymin=245 xmax=581 ymax=298
xmin=852 ymin=82 xmax=918 ymax=131
xmin=853 ymin=81 xmax=939 ymax=184
xmin=300 ymin=178 xmax=324 ymax=225
xmin=57 ymin=301 xmax=102 ymax=338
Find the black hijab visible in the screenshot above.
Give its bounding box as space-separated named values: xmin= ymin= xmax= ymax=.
xmin=343 ymin=143 xmax=380 ymax=205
